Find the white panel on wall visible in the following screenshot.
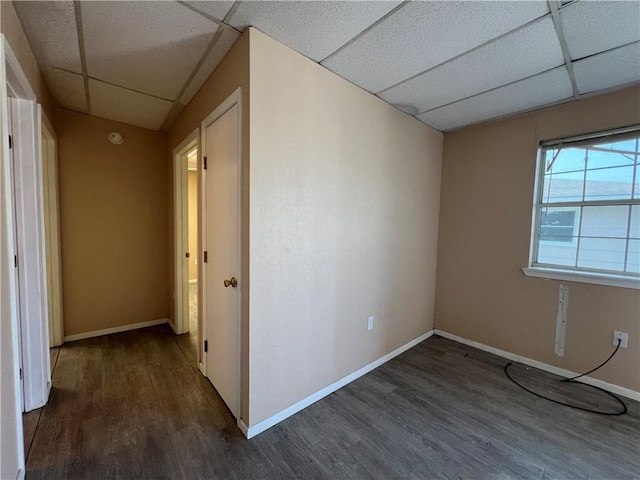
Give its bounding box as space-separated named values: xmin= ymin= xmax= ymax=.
xmin=183 ymin=1 xmax=236 ymax=21
xmin=322 ymin=0 xmax=549 ymax=93
xmin=81 ymin=1 xmax=218 ymax=100
xmin=573 ymin=42 xmax=640 ymax=95
xmin=380 ymin=17 xmax=564 ymax=114
xmin=416 ymin=67 xmax=573 ymax=131
xmin=13 ymin=0 xmax=82 ymax=73
xmin=180 ymin=28 xmax=240 ymax=105
xmin=89 ymin=79 xmax=173 ymax=131
xmin=228 ymin=1 xmax=401 ymax=61
xmin=560 ymin=0 xmax=640 ymax=60
xmin=41 ymin=66 xmax=87 ymax=112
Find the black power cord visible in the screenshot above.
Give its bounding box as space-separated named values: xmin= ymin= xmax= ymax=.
xmin=504 ymin=339 xmax=627 ymax=416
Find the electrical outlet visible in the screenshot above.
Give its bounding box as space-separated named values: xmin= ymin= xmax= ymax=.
xmin=367 ymin=316 xmax=374 ymax=331
xmin=613 ymin=331 xmax=628 ymax=349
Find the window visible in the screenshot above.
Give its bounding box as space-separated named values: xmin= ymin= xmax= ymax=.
xmin=524 ymin=126 xmax=640 ymax=289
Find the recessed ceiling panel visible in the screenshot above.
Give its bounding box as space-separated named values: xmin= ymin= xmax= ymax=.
xmin=573 ymin=43 xmax=640 ymax=94
xmin=228 ymin=1 xmax=401 ymax=61
xmin=41 ymin=66 xmax=87 ymax=112
xmin=322 ymin=1 xmax=549 ymax=93
xmin=183 ymin=1 xmax=236 ymax=21
xmin=560 ymin=1 xmax=640 ymax=60
xmin=416 ymin=67 xmax=573 ymax=131
xmin=13 ymin=1 xmax=82 ymax=73
xmin=180 ymin=29 xmax=241 ymax=105
xmin=81 ymin=1 xmax=218 ymax=100
xmin=379 ymin=17 xmax=564 ymax=114
xmin=89 ymin=79 xmax=173 ymax=131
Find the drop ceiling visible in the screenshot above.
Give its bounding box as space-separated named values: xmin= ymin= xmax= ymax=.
xmin=13 ymin=0 xmax=640 ymax=132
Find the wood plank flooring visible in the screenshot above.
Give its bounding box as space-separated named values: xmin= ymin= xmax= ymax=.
xmin=25 ymin=326 xmax=639 ymax=479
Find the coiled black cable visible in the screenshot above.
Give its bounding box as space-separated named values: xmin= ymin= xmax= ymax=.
xmin=504 ymin=339 xmax=627 ymax=416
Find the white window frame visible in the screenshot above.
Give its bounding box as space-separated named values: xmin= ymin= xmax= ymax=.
xmin=523 ymin=125 xmax=640 ymax=290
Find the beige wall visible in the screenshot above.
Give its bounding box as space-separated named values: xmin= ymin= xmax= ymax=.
xmin=188 ymin=170 xmax=198 ymax=281
xmin=167 ymin=30 xmax=249 ymax=420
xmin=435 ymin=86 xmax=640 ymax=392
xmin=56 ymin=109 xmax=168 ymax=336
xmin=1 ymin=0 xmax=54 ymax=121
xmin=248 ymin=29 xmax=443 ymax=425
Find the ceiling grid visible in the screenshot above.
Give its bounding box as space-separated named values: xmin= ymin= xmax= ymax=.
xmin=12 ymin=0 xmax=639 ymax=132
xmin=73 ymin=1 xmax=91 ymax=112
xmin=547 ymin=0 xmax=580 ymax=99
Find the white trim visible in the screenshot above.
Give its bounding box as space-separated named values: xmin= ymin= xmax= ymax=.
xmin=16 ymin=469 xmax=25 ymax=480
xmin=39 ymin=106 xmax=63 ymax=348
xmin=167 ymin=318 xmax=179 ymax=334
xmin=522 ymin=266 xmax=640 ymax=290
xmin=0 ymin=34 xmax=26 ymax=480
xmin=434 ymin=329 xmax=640 ymax=402
xmin=173 ymin=128 xmax=199 ymax=336
xmin=243 ymin=330 xmax=435 ymax=439
xmin=189 ymin=278 xmax=198 ymax=284
xmin=63 ymin=318 xmax=169 ymax=342
xmin=198 ymin=362 xmax=206 ymax=376
xmin=201 ymin=87 xmax=243 ymax=418
xmin=237 ymin=419 xmax=249 ymax=437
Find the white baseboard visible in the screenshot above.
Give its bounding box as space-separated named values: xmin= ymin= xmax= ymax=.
xmin=198 ymin=362 xmax=206 ymax=376
xmin=189 ymin=279 xmax=198 ymax=284
xmin=237 ymin=418 xmax=249 ymax=437
xmin=167 ymin=318 xmax=179 ymax=334
xmin=63 ymin=318 xmax=169 ymax=342
xmin=434 ymin=329 xmax=640 ymax=402
xmin=243 ymin=329 xmax=435 ymax=439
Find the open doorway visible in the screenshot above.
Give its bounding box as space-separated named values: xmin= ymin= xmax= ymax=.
xmin=186 ymin=148 xmax=199 ymax=354
xmin=172 ymin=128 xmax=200 ymax=368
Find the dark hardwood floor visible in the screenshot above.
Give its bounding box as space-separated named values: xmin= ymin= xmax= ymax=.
xmin=25 ymin=325 xmax=639 ymax=479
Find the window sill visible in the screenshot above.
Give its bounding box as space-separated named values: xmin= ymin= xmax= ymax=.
xmin=521 ymin=266 xmax=640 ymax=290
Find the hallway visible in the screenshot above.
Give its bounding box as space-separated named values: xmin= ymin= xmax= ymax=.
xmin=23 ymin=326 xmax=640 ymax=480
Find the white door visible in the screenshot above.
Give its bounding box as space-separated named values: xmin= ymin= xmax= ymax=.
xmin=203 ymin=102 xmax=240 ymax=418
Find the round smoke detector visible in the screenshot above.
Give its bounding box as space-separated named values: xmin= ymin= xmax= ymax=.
xmin=108 ymin=132 xmax=125 ymax=145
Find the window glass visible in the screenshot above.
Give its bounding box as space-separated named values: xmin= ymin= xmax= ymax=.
xmin=532 ymin=127 xmax=640 ymax=278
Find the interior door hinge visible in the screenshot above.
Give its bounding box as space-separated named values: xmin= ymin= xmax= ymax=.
xmin=204 ymin=251 xmax=208 ymax=263
xmin=19 ymin=368 xmax=22 ymax=380
xmin=8 ymin=135 xmax=12 ymax=149
xmin=204 ymin=340 xmax=208 ymax=353
xmin=185 ymin=252 xmax=190 ymax=258
xmin=14 ymin=255 xmax=17 ymax=268
xmin=203 ymin=156 xmax=207 ymax=170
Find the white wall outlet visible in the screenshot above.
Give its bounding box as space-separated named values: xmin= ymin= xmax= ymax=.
xmin=613 ymin=331 xmax=628 ymax=348
xmin=367 ymin=316 xmax=374 ymax=331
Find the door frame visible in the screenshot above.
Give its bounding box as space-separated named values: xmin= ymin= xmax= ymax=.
xmin=40 ymin=108 xmax=63 ymax=348
xmin=172 ymin=128 xmax=198 ymax=336
xmin=1 ymin=33 xmax=53 ymax=479
xmin=200 ymin=87 xmax=243 ymax=418
xmin=4 ymin=37 xmax=51 ymax=413
xmin=0 ymin=34 xmax=26 ymax=480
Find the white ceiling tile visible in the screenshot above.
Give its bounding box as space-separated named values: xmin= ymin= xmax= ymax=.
xmin=560 ymin=1 xmax=640 ymax=60
xmin=13 ymin=1 xmax=82 ymax=73
xmin=573 ymin=42 xmax=640 ymax=94
xmin=180 ymin=29 xmax=240 ymax=105
xmin=379 ymin=17 xmax=564 ymax=114
xmin=228 ymin=1 xmax=401 ymax=61
xmin=183 ymin=1 xmax=236 ymax=21
xmin=416 ymin=67 xmax=573 ymax=131
xmin=322 ymin=1 xmax=550 ymax=93
xmin=41 ymin=66 xmax=87 ymax=112
xmin=89 ymin=79 xmax=173 ymax=131
xmin=81 ymin=1 xmax=218 ymax=100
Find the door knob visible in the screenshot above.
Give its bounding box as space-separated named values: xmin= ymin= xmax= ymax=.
xmin=224 ymin=276 xmax=238 ymax=288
